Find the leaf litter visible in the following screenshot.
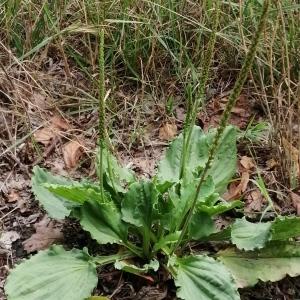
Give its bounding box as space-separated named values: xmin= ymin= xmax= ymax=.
xmin=22 ymin=216 xmax=63 ymax=253
xmin=159 ymin=123 xmax=177 ymax=141
xmin=198 ymin=94 xmax=255 ymax=130
xmin=34 ymin=115 xmax=71 ymax=146
xmin=62 ymin=139 xmax=84 ymax=169
xmin=223 ymin=156 xmax=253 ymax=201
xmin=0 ymin=232 xmax=20 ymax=251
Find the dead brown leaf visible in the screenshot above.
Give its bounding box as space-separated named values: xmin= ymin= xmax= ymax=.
xmin=240 ymin=172 xmax=250 ymax=192
xmin=31 ymin=92 xmax=48 ymax=110
xmin=159 ymin=123 xmax=177 ymax=141
xmin=198 ymin=94 xmax=253 ymax=130
xmin=7 ymin=190 xmax=19 ymax=203
xmin=23 ymin=216 xmax=63 ymax=253
xmin=62 ymin=140 xmax=84 ymax=169
xmin=17 ymin=198 xmax=28 ymax=213
xmin=51 ymin=115 xmax=70 ymax=130
xmin=223 ymin=172 xmax=249 ymax=201
xmin=266 ymin=158 xmax=278 ymax=170
xmin=291 ymin=191 xmax=300 ymax=216
xmin=240 ymin=156 xmax=255 ymax=171
xmin=244 ymin=189 xmax=265 ymax=214
xmin=6 ymin=189 xmax=28 ymax=212
xmin=34 ymin=127 xmax=56 ymax=145
xmin=34 ymin=115 xmax=71 ymax=146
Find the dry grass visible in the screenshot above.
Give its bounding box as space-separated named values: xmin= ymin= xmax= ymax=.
xmin=0 ymin=0 xmax=299 ymax=188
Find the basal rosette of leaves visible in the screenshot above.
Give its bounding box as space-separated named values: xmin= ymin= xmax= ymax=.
xmin=5 ymin=125 xmax=300 ymax=300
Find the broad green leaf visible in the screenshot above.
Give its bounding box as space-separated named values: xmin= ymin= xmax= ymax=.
xmin=157 ymin=126 xmax=237 ymax=193
xmin=207 ymin=126 xmax=237 ymax=193
xmin=206 ymin=216 xmax=300 ymax=244
xmin=5 ymin=245 xmax=97 ymax=300
xmin=163 ymin=176 xmax=216 ymax=232
xmin=181 ymin=176 xmax=216 ymax=205
xmin=271 ymin=216 xmax=300 ymax=240
xmin=43 ymin=182 xmax=102 ymax=204
xmin=203 ymin=226 xmax=232 ymax=241
xmin=160 ymin=188 xmax=189 ymax=232
xmin=156 ymin=188 xmax=178 ymax=231
xmin=121 ymin=181 xmax=159 ymax=229
xmin=155 ymin=180 xmax=174 ymax=194
xmin=73 ymin=197 xmax=127 ymax=244
xmin=231 ymin=217 xmax=272 ymax=250
xmin=114 ymin=258 xmax=159 ymax=275
xmin=157 ymin=126 xmax=207 ymax=185
xmin=96 ymin=147 xmax=135 ymax=193
xmin=188 ymin=211 xmax=216 ymax=240
xmin=153 ymin=231 xmax=181 ymax=252
xmin=198 ymin=200 xmax=243 ymax=216
xmin=218 ymin=242 xmax=300 ymax=288
xmin=169 ymin=255 xmax=240 ymax=300
xmin=31 ymin=166 xmax=76 ymax=219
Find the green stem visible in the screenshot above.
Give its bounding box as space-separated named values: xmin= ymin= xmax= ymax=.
xmin=98 ymin=19 xmax=105 ymax=199
xmin=142 ymin=229 xmax=150 ymax=258
xmin=123 ymin=241 xmax=144 ymax=258
xmin=149 ymin=231 xmax=172 ymax=257
xmin=172 ymin=0 xmax=270 ymax=254
xmin=106 ymin=153 xmax=119 ymax=196
xmin=179 ymin=84 xmax=193 ymax=181
xmin=93 ymin=251 xmax=134 ymax=266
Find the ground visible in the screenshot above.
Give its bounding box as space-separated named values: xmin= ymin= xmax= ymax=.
xmin=1 ymin=1 xmax=300 ymax=298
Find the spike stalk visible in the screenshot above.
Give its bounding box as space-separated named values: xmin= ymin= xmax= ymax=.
xmin=172 ymin=0 xmax=270 ymax=254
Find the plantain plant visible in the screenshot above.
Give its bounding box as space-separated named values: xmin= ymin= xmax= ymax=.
xmin=5 ymin=1 xmax=300 ymax=300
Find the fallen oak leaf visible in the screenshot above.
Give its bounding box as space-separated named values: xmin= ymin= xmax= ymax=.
xmin=223 ymin=172 xmax=249 ymax=201
xmin=23 ymin=216 xmax=63 ymax=253
xmin=240 ymin=156 xmax=255 ymax=171
xmin=62 ymin=140 xmax=84 ymax=169
xmin=51 ymin=115 xmax=70 ymax=130
xmin=244 ymin=189 xmax=265 ymax=214
xmin=159 ymin=123 xmax=177 ymax=141
xmin=34 ymin=115 xmax=71 ymax=146
xmin=33 ymin=127 xmax=55 ymax=146
xmin=198 ymin=94 xmax=252 ymax=130
xmin=240 ymin=172 xmax=250 ymax=193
